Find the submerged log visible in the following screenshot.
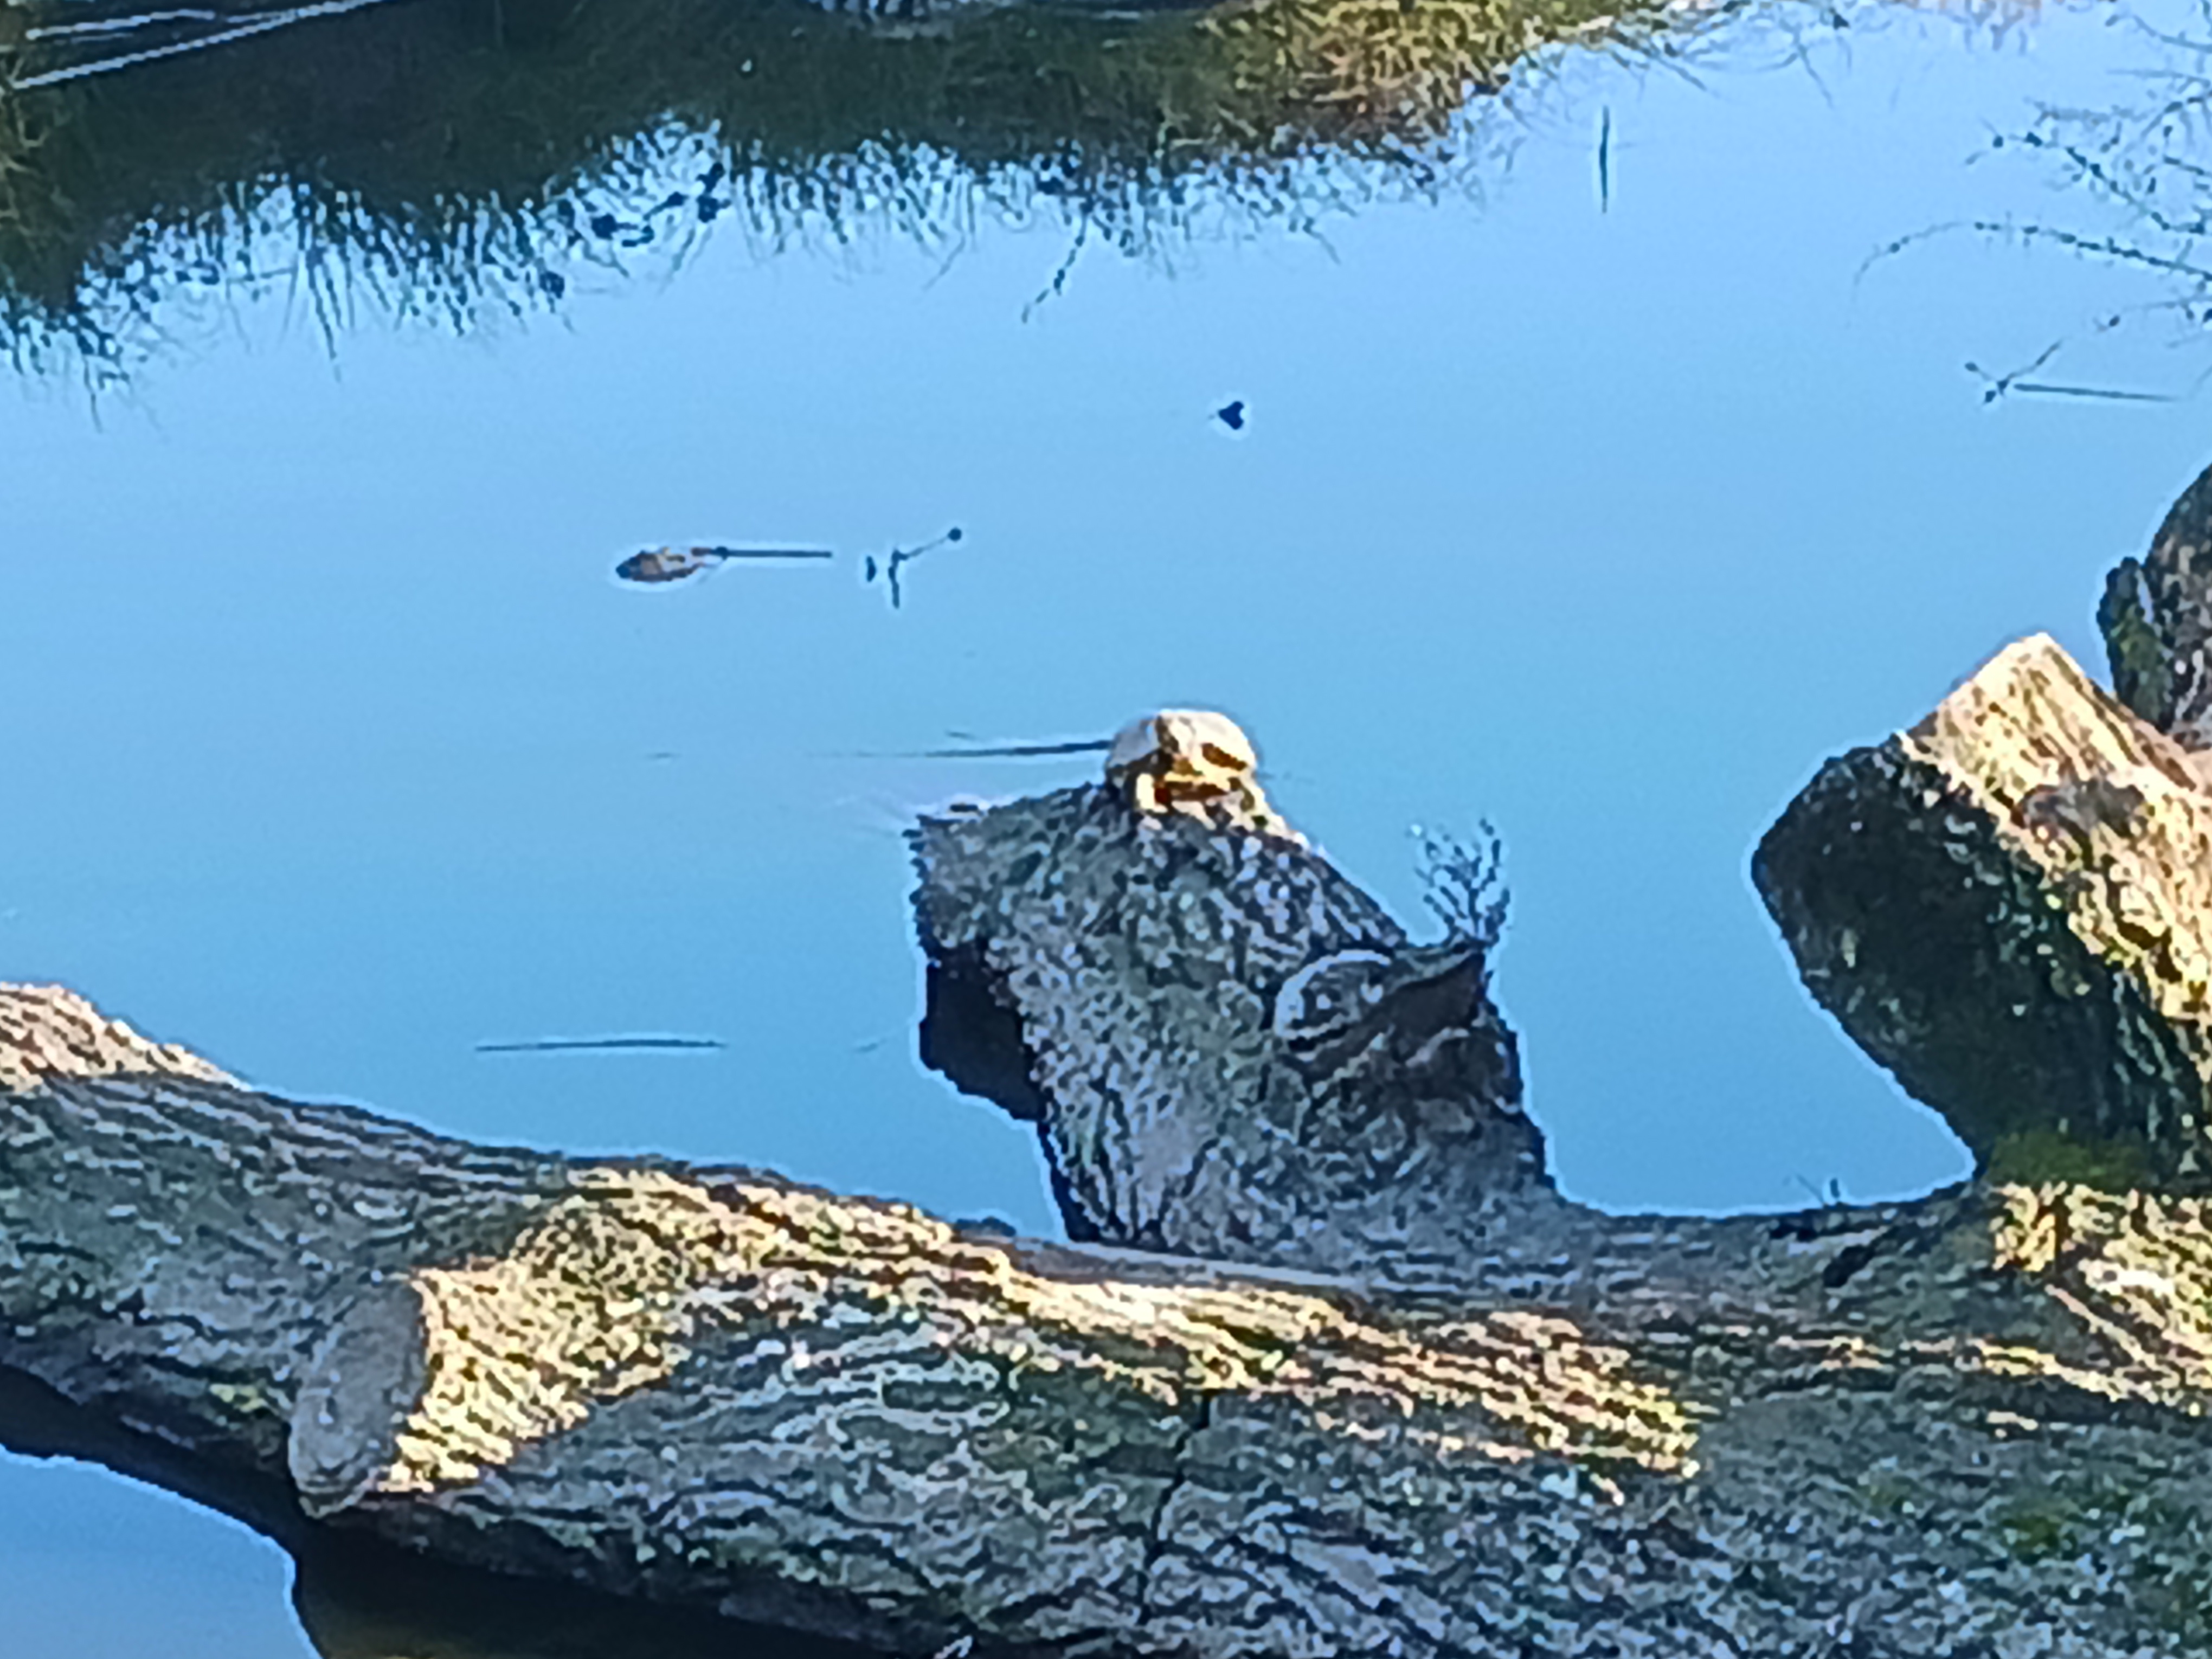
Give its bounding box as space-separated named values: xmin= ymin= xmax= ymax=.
xmin=10 ymin=715 xmax=2212 ymax=1651
xmin=1753 ymin=633 xmax=2212 ymax=1193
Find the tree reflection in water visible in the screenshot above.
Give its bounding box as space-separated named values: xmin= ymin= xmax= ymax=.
xmin=0 ymin=0 xmax=1702 ymax=376
xmin=1879 ymin=0 xmax=2212 ymax=376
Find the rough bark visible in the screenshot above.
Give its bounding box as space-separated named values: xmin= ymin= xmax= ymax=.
xmin=7 ymin=777 xmax=2212 ymax=1652
xmin=910 ymin=785 xmax=1538 ymax=1287
xmin=1753 ymin=633 xmax=2212 ymax=1194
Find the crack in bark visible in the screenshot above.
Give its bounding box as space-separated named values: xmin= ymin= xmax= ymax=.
xmin=1135 ymin=1388 xmax=1211 ymax=1629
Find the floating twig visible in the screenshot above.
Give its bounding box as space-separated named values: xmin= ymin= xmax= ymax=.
xmin=873 ymin=737 xmax=1114 ymax=759
xmin=824 ymin=726 xmax=1116 ymax=761
xmin=615 ymin=545 xmax=834 ymax=586
xmin=1997 ymin=381 xmax=2174 ymax=403
xmin=863 ymin=527 xmax=963 ymax=610
xmin=474 ymin=1036 xmax=727 ymax=1054
xmin=1597 ymin=105 xmax=1612 ymax=213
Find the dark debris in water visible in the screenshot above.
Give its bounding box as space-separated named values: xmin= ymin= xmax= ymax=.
xmin=616 ymin=544 xmax=835 ymax=584
xmin=864 ymin=525 xmax=963 ymax=610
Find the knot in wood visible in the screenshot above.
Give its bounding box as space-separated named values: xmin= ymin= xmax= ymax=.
xmin=289 ymin=1280 xmax=430 ymax=1518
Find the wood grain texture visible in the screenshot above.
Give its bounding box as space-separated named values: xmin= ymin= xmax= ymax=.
xmin=910 ymin=783 xmax=1538 ymax=1287
xmin=10 ymin=958 xmax=2212 ymax=1654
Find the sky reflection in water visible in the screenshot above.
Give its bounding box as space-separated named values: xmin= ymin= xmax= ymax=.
xmin=6 ymin=0 xmax=2212 ymax=1650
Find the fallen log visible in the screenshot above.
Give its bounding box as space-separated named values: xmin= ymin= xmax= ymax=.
xmin=8 ymin=722 xmax=2212 ymax=1653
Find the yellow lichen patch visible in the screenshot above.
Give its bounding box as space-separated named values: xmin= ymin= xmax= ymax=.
xmin=208 ymin=1379 xmax=283 ymax=1419
xmin=1908 ymin=638 xmax=2212 ymax=1083
xmin=0 ymin=982 xmax=238 ymax=1095
xmin=1984 ymin=1181 xmax=2212 ymax=1411
xmin=377 ymin=1169 xmax=735 ymax=1493
xmin=368 ymin=1167 xmax=1700 ymax=1496
xmin=1991 ymin=1183 xmax=2070 ymax=1277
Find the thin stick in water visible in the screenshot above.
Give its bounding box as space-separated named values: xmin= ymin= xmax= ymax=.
xmin=475 ymin=1036 xmax=727 ymax=1054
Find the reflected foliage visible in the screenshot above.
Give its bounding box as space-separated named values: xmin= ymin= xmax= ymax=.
xmin=0 ymin=0 xmax=1668 ymax=373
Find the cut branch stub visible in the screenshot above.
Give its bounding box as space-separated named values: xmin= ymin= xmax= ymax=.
xmin=1754 ymin=632 xmax=2212 ymax=1192
xmin=290 ymin=1281 xmax=430 ymax=1518
xmin=909 ymin=761 xmax=1541 ymax=1282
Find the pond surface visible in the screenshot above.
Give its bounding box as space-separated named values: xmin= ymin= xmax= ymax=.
xmin=5 ymin=0 xmax=2212 ymax=1649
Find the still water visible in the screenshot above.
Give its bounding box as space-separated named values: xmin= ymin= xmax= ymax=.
xmin=4 ymin=0 xmax=2210 ymax=1649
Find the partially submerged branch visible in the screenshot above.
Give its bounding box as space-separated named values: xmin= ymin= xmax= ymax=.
xmin=10 ymin=975 xmax=2212 ymax=1652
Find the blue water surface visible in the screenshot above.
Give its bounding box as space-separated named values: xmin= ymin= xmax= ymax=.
xmin=5 ymin=0 xmax=2209 ymax=1648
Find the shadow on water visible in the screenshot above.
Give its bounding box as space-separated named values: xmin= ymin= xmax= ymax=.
xmin=0 ymin=0 xmax=1691 ymax=375
xmin=0 ymin=1362 xmax=874 ymax=1659
xmin=292 ymin=1537 xmax=879 ymax=1659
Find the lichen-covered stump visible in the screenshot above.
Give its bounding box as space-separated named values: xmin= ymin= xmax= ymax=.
xmin=1754 ymin=632 xmax=2212 ymax=1192
xmin=910 ymin=710 xmax=1538 ymax=1285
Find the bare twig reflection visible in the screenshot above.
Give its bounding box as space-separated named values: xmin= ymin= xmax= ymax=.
xmin=1965 ymin=344 xmax=2175 ymax=404
xmin=14 ymin=0 xmax=403 ymax=89
xmin=863 ymin=526 xmax=962 ymax=609
xmin=1876 ymin=0 xmax=2212 ymax=371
